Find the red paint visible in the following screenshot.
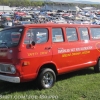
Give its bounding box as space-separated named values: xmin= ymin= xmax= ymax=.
xmin=0 ymin=24 xmax=100 ymax=82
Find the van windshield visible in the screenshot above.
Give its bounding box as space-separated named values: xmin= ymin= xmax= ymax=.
xmin=0 ymin=27 xmax=23 ymax=48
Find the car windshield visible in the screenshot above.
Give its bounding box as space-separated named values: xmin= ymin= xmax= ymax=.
xmin=0 ymin=27 xmax=24 ymax=48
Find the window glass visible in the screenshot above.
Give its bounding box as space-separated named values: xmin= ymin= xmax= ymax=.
xmin=0 ymin=27 xmax=23 ymax=48
xmin=52 ymin=28 xmax=64 ymax=42
xmin=24 ymin=28 xmax=48 ymax=44
xmin=66 ymin=28 xmax=78 ymax=41
xmin=90 ymin=28 xmax=100 ymax=39
xmin=79 ymin=28 xmax=89 ymax=40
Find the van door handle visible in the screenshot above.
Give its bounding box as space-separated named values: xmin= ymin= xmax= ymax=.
xmin=45 ymin=47 xmax=52 ymax=50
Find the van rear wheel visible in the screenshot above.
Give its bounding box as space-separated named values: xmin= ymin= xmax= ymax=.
xmin=94 ymin=58 xmax=100 ymax=73
xmin=37 ymin=68 xmax=56 ymax=89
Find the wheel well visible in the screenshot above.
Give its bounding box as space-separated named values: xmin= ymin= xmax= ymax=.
xmin=38 ymin=63 xmax=58 ymax=75
xmin=96 ymin=57 xmax=100 ymax=63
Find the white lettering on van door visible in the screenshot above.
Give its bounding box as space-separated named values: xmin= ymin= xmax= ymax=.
xmin=58 ymin=49 xmax=70 ymax=53
xmin=58 ymin=46 xmax=92 ymax=54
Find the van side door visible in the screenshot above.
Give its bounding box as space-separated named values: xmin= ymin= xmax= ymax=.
xmin=51 ymin=28 xmax=68 ymax=72
xmin=65 ymin=27 xmax=82 ymax=67
xmin=78 ymin=27 xmax=93 ymax=64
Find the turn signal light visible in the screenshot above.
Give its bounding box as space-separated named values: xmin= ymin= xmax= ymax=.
xmin=23 ymin=61 xmax=30 ymax=66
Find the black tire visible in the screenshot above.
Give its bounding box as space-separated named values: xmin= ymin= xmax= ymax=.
xmin=94 ymin=58 xmax=100 ymax=73
xmin=37 ymin=68 xmax=56 ymax=89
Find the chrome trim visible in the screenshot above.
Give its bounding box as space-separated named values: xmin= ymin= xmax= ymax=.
xmin=0 ymin=70 xmax=15 ymax=74
xmin=0 ymin=75 xmax=20 ymax=83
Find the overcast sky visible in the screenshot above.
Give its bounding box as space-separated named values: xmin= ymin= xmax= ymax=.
xmin=50 ymin=0 xmax=100 ymax=2
xmin=79 ymin=0 xmax=100 ymax=2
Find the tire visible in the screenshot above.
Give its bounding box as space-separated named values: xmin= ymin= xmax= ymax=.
xmin=37 ymin=68 xmax=56 ymax=89
xmin=94 ymin=58 xmax=100 ymax=73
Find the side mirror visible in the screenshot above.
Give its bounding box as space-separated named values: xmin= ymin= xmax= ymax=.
xmin=31 ymin=41 xmax=35 ymax=46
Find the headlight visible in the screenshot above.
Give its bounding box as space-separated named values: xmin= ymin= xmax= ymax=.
xmin=0 ymin=64 xmax=16 ymax=74
xmin=10 ymin=65 xmax=16 ymax=74
xmin=6 ymin=65 xmax=16 ymax=74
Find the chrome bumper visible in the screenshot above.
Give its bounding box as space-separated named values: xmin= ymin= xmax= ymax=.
xmin=0 ymin=75 xmax=20 ymax=83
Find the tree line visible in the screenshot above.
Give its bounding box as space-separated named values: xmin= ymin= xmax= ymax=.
xmin=0 ymin=0 xmax=44 ymax=6
xmin=0 ymin=0 xmax=100 ymax=9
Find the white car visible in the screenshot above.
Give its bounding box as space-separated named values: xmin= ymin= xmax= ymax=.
xmin=2 ymin=21 xmax=13 ymax=28
xmin=97 ymin=15 xmax=100 ymax=20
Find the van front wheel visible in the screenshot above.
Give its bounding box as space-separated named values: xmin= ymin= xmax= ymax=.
xmin=94 ymin=58 xmax=100 ymax=73
xmin=38 ymin=68 xmax=56 ymax=89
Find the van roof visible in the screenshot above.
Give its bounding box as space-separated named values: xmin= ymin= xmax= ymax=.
xmin=22 ymin=23 xmax=100 ymax=28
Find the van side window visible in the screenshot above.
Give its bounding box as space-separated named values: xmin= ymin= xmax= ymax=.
xmin=24 ymin=28 xmax=48 ymax=44
xmin=90 ymin=28 xmax=100 ymax=39
xmin=79 ymin=28 xmax=89 ymax=40
xmin=66 ymin=28 xmax=78 ymax=42
xmin=52 ymin=28 xmax=64 ymax=42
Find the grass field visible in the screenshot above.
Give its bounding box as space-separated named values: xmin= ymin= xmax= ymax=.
xmin=0 ymin=67 xmax=100 ymax=100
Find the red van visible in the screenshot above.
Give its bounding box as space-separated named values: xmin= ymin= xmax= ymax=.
xmin=0 ymin=24 xmax=100 ymax=89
